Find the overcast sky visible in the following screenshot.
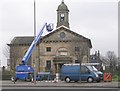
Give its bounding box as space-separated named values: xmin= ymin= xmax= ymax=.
xmin=0 ymin=0 xmax=118 ymax=66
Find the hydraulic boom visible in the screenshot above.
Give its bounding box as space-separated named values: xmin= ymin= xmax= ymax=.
xmin=11 ymin=23 xmax=53 ymax=82
xmin=21 ymin=23 xmax=53 ymax=65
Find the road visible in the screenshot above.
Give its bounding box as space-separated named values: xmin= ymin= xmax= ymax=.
xmin=1 ymin=80 xmax=120 ymax=90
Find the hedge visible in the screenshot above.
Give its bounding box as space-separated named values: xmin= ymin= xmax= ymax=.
xmin=2 ymin=75 xmax=12 ymax=80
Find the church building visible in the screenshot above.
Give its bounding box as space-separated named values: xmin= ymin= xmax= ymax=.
xmin=8 ymin=1 xmax=92 ymax=74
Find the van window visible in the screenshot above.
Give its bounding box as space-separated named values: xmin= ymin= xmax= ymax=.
xmin=81 ymin=66 xmax=89 ymax=74
xmin=87 ymin=66 xmax=94 ymax=71
xmin=92 ymin=66 xmax=98 ymax=71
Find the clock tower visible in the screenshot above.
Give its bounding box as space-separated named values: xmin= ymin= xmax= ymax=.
xmin=56 ymin=0 xmax=69 ymax=28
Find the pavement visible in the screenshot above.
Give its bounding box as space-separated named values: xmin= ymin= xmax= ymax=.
xmin=1 ymin=80 xmax=120 ymax=88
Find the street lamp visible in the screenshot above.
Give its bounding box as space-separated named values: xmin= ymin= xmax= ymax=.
xmin=33 ymin=0 xmax=53 ymax=84
xmin=34 ymin=0 xmax=36 ymax=84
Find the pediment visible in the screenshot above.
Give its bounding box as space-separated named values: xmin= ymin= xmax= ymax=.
xmin=41 ymin=26 xmax=92 ymax=48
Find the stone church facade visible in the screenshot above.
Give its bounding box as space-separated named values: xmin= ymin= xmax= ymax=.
xmin=8 ymin=1 xmax=92 ymax=74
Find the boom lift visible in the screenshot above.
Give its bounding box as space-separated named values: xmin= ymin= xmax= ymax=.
xmin=11 ymin=23 xmax=53 ymax=82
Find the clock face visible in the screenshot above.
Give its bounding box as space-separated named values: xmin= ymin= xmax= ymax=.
xmin=61 ymin=14 xmax=64 ymax=17
xmin=60 ymin=32 xmax=65 ymax=38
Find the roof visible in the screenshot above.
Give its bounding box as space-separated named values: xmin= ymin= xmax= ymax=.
xmin=90 ymin=54 xmax=102 ymax=63
xmin=9 ymin=36 xmax=34 ymax=45
xmin=57 ymin=1 xmax=69 ymax=11
xmin=41 ymin=25 xmax=92 ymax=48
xmin=8 ymin=26 xmax=92 ymax=48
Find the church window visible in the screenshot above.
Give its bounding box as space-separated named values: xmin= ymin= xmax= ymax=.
xmin=46 ymin=60 xmax=51 ymax=70
xmin=60 ymin=51 xmax=67 ymax=56
xmin=46 ymin=47 xmax=51 ymax=52
xmin=58 ymin=47 xmax=68 ymax=56
xmin=75 ymin=47 xmax=80 ymax=52
xmin=60 ymin=32 xmax=66 ymax=38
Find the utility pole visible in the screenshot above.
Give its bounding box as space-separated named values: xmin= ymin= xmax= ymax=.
xmin=34 ymin=0 xmax=36 ymax=84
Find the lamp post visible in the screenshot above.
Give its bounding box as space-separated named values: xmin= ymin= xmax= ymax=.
xmin=34 ymin=0 xmax=36 ymax=84
xmin=33 ymin=0 xmax=53 ymax=84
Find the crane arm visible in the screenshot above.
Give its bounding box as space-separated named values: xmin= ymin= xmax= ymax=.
xmin=21 ymin=23 xmax=53 ymax=65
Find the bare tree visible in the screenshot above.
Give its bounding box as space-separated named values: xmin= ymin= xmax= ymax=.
xmin=75 ymin=47 xmax=85 ymax=82
xmin=105 ymin=51 xmax=118 ymax=73
xmin=3 ymin=44 xmax=19 ymax=77
xmin=10 ymin=46 xmax=20 ymax=71
xmin=3 ymin=45 xmax=10 ymax=61
xmin=70 ymin=41 xmax=87 ymax=82
xmin=4 ymin=44 xmax=21 ymax=77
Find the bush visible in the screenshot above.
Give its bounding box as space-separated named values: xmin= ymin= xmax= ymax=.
xmin=112 ymin=75 xmax=120 ymax=81
xmin=50 ymin=75 xmax=55 ymax=80
xmin=2 ymin=75 xmax=12 ymax=80
xmin=2 ymin=70 xmax=14 ymax=80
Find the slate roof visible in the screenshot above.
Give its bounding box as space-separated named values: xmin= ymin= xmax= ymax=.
xmin=42 ymin=25 xmax=92 ymax=48
xmin=8 ymin=26 xmax=92 ymax=48
xmin=90 ymin=54 xmax=102 ymax=63
xmin=10 ymin=36 xmax=34 ymax=45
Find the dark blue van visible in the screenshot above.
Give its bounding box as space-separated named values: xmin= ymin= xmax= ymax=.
xmin=60 ymin=64 xmax=101 ymax=83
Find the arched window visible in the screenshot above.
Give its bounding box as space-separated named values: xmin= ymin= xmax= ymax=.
xmin=57 ymin=47 xmax=68 ymax=56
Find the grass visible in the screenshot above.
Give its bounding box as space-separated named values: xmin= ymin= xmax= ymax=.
xmin=112 ymin=75 xmax=120 ymax=81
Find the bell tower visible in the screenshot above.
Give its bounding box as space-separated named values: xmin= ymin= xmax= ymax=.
xmin=56 ymin=0 xmax=69 ymax=28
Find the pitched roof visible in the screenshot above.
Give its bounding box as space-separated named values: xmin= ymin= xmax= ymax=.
xmin=10 ymin=36 xmax=34 ymax=45
xmin=90 ymin=54 xmax=102 ymax=63
xmin=41 ymin=25 xmax=92 ymax=48
xmin=8 ymin=26 xmax=92 ymax=48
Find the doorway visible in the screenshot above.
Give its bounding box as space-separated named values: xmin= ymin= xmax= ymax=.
xmin=54 ymin=63 xmax=64 ymax=73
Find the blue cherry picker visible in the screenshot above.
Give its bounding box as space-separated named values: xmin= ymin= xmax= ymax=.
xmin=11 ymin=23 xmax=53 ymax=82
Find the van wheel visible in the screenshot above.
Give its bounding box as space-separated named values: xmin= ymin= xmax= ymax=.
xmin=87 ymin=77 xmax=93 ymax=83
xmin=65 ymin=77 xmax=71 ymax=83
xmin=25 ymin=77 xmax=31 ymax=82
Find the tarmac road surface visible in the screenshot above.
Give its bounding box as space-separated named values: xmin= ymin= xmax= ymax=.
xmin=1 ymin=80 xmax=119 ymax=90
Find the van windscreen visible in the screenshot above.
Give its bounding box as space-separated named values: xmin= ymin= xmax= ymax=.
xmin=86 ymin=66 xmax=94 ymax=71
xmin=92 ymin=66 xmax=98 ymax=71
